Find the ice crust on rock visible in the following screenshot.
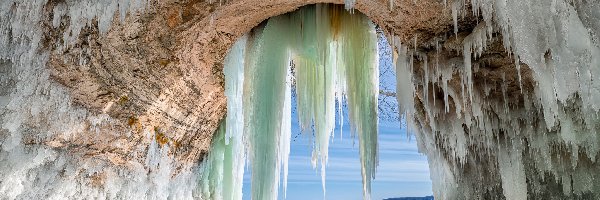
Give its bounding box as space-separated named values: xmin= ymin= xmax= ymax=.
xmin=396 ymin=0 xmax=600 ymax=199
xmin=0 ymin=1 xmax=203 ymax=199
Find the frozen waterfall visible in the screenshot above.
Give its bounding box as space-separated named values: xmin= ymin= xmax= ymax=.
xmin=200 ymin=4 xmax=379 ymax=200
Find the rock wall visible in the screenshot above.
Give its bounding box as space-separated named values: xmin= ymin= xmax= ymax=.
xmin=22 ymin=0 xmax=455 ymax=174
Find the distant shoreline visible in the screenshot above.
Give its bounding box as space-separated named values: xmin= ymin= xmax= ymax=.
xmin=383 ymin=195 xmax=434 ymax=200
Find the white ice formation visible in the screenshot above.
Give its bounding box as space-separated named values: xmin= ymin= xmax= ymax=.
xmin=200 ymin=4 xmax=379 ymax=200
xmin=1 ymin=0 xmax=201 ymax=199
xmin=396 ymin=0 xmax=600 ymax=199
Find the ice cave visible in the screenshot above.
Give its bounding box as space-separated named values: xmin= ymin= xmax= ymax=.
xmin=1 ymin=0 xmax=600 ymax=200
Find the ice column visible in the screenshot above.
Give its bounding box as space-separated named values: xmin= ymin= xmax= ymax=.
xmin=292 ymin=5 xmax=337 ymax=193
xmin=338 ymin=11 xmax=379 ymax=200
xmin=200 ymin=123 xmax=227 ymax=200
xmin=243 ymin=17 xmax=293 ymax=200
xmin=290 ymin=5 xmax=379 ymax=198
xmin=200 ymin=35 xmax=248 ymax=200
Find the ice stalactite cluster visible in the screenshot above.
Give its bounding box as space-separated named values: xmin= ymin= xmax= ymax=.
xmin=243 ymin=14 xmax=294 ymax=200
xmin=394 ymin=0 xmax=600 ymax=199
xmin=344 ymin=0 xmax=357 ymax=10
xmin=200 ymin=4 xmax=379 ymax=200
xmin=1 ymin=1 xmax=204 ymax=199
xmin=50 ymin=0 xmax=149 ymax=44
xmin=200 ymin=36 xmax=248 ymax=200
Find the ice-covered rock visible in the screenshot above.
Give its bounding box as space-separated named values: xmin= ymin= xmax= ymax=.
xmin=1 ymin=0 xmax=600 ymax=199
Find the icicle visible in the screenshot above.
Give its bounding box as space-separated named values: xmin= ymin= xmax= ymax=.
xmin=339 ymin=12 xmax=379 ymax=200
xmin=224 ymin=36 xmax=247 ymax=145
xmin=201 ymin=35 xmax=248 ymax=200
xmin=243 ymin=15 xmax=292 ymax=200
xmin=394 ymin=39 xmax=416 ymax=119
xmin=423 ymin=54 xmax=429 ymax=108
xmin=290 ymin=5 xmax=379 ymax=197
xmin=501 ymin=73 xmax=508 ymax=114
xmin=462 ymin=43 xmax=473 ymax=105
xmin=334 ymin=39 xmax=346 ymax=141
xmin=440 ymin=64 xmax=452 ymax=114
xmin=293 ymin=6 xmax=336 ymax=186
xmin=462 ymin=23 xmax=492 ymax=106
xmin=223 ymin=36 xmax=248 ymax=200
xmin=516 ymin=61 xmax=523 ymax=93
xmin=344 ymin=0 xmax=356 ymax=10
xmin=280 ymin=57 xmax=293 ymax=198
xmin=200 ymin=122 xmax=227 ymax=200
xmin=451 ymin=1 xmax=461 ymax=36
xmin=498 ymin=141 xmax=527 ymax=200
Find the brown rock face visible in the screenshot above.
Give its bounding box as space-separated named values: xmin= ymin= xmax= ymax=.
xmin=44 ymin=0 xmax=461 ymax=168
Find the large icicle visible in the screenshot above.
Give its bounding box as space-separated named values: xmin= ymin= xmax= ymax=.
xmin=292 ymin=5 xmax=337 ymax=193
xmin=290 ymin=5 xmax=379 ymax=198
xmin=338 ymin=11 xmax=380 ymax=200
xmin=223 ymin=36 xmax=247 ymax=200
xmin=243 ymin=16 xmax=292 ymax=200
xmin=200 ymin=35 xmax=248 ymax=200
xmin=393 ymin=39 xmax=416 ymax=121
xmin=280 ymin=59 xmax=293 ymax=198
xmin=224 ymin=36 xmax=247 ymax=145
xmin=200 ymin=122 xmax=227 ymax=200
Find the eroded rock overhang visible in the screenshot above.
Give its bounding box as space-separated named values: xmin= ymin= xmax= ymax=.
xmin=42 ymin=0 xmax=456 ymax=167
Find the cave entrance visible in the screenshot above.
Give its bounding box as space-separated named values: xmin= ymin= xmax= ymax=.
xmin=200 ymin=4 xmax=431 ymax=200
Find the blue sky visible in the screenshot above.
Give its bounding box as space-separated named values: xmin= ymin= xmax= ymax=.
xmin=240 ymin=32 xmax=432 ymax=200
xmin=241 ymin=109 xmax=432 ymax=200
